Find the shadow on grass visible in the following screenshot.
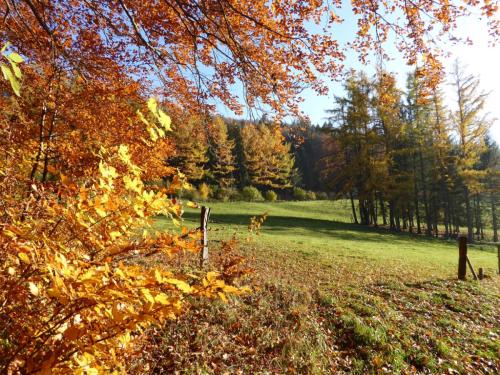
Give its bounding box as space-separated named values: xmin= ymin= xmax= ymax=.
xmin=180 ymin=211 xmax=463 ymax=247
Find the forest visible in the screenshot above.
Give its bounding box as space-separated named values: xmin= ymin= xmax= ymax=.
xmin=0 ymin=0 xmax=499 ymax=373
xmin=167 ymin=66 xmax=499 ymax=244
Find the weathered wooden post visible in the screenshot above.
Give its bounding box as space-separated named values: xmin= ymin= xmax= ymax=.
xmin=497 ymin=244 xmax=500 ymax=275
xmin=466 ymin=256 xmax=478 ymax=280
xmin=458 ymin=236 xmax=467 ymax=280
xmin=200 ymin=205 xmax=211 ymax=267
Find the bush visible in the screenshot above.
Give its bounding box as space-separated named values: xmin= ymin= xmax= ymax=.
xmin=179 ymin=188 xmax=199 ymax=201
xmin=229 ymin=189 xmax=243 ymax=201
xmin=264 ymin=190 xmax=278 ymax=202
xmin=242 ymin=186 xmax=264 ymax=201
xmin=293 ymin=187 xmax=307 ymax=201
xmin=316 ymin=192 xmax=328 ymax=200
xmin=306 ymin=191 xmax=316 ymax=200
xmin=198 ymin=183 xmax=211 ymax=200
xmin=215 ymin=187 xmax=235 ymax=202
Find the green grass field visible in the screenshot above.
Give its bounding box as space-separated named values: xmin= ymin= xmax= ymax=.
xmin=140 ymin=200 xmax=500 ymax=374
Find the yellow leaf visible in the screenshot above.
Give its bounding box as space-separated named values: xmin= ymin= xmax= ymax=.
xmin=123 ymin=175 xmax=142 ymax=193
xmin=18 ymin=252 xmax=30 ymax=264
xmin=157 ymin=110 xmax=171 ymax=131
xmin=98 ymin=161 xmax=118 ymax=179
xmin=141 ymin=288 xmax=155 ymax=304
xmin=118 ymin=332 xmax=131 ymax=348
xmin=218 ymin=292 xmax=227 ymax=303
xmin=95 ymin=206 xmax=107 ymax=218
xmin=147 ymin=97 xmax=158 ymax=114
xmin=133 ymin=204 xmax=145 ymax=217
xmin=186 ymin=201 xmax=199 ymax=208
xmin=206 ymin=271 xmax=219 ymax=282
xmin=110 ymin=231 xmax=122 ymax=241
xmin=223 ymin=285 xmax=240 ymax=294
xmin=7 ymin=267 xmax=15 ymax=275
xmin=117 ymin=144 xmax=131 ymax=164
xmin=142 ymin=190 xmax=154 ymax=203
xmin=155 ymin=293 xmax=169 ymax=305
xmin=165 ymin=278 xmax=192 ymax=293
xmin=154 ymin=269 xmax=163 ymax=283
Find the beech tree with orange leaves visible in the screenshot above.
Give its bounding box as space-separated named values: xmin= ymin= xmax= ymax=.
xmin=1 ymin=0 xmax=499 ymax=372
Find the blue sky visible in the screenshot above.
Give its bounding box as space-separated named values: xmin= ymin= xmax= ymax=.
xmin=297 ymin=6 xmax=500 ymax=143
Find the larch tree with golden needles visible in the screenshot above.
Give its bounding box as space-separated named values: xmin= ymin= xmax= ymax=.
xmin=167 ymin=115 xmax=209 ymax=184
xmin=241 ymin=123 xmax=294 ymax=191
xmin=207 ymin=116 xmax=236 ymax=188
xmin=450 ymin=60 xmax=492 ymax=242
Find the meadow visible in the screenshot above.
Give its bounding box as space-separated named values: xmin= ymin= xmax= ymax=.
xmin=136 ymin=200 xmax=500 ymax=374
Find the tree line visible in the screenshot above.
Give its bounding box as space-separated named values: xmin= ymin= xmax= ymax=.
xmin=176 ymin=63 xmax=499 ymax=243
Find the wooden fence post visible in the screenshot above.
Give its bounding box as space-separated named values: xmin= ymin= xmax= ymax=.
xmin=458 ymin=236 xmax=467 ymax=280
xmin=497 ymin=244 xmax=500 ymax=275
xmin=200 ymin=206 xmax=211 ymax=267
xmin=478 ymin=268 xmax=484 ymax=280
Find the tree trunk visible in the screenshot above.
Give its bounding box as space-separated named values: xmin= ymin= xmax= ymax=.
xmin=389 ymin=200 xmax=396 ymax=230
xmin=492 ymin=194 xmax=498 ymax=242
xmin=379 ymin=193 xmax=387 ymax=226
xmin=475 ymin=194 xmax=483 ymax=241
xmin=395 ymin=206 xmax=401 ymax=232
xmin=442 ymin=182 xmax=450 ymax=237
xmin=349 ymin=191 xmax=358 ymax=224
xmin=464 ymin=186 xmax=474 ymax=243
xmin=418 ymin=151 xmax=431 ymax=236
xmin=412 ymin=154 xmax=421 ymax=234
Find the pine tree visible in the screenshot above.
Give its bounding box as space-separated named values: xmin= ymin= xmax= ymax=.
xmin=327 ymin=72 xmax=384 ymax=226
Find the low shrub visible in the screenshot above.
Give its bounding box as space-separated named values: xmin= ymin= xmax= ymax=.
xmin=293 ymin=187 xmax=307 ymax=201
xmin=215 ymin=187 xmax=238 ymax=202
xmin=242 ymin=186 xmax=264 ymax=201
xmin=179 ymin=188 xmax=199 ymax=201
xmin=306 ymin=191 xmax=316 ymax=200
xmin=264 ymin=190 xmax=278 ymax=202
xmin=316 ymin=192 xmax=328 ymax=200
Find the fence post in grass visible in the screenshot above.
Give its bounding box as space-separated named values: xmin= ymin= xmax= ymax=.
xmin=478 ymin=267 xmax=484 ymax=280
xmin=458 ymin=236 xmax=467 ymax=280
xmin=200 ymin=205 xmax=211 ymax=267
xmin=497 ymin=244 xmax=500 ymax=275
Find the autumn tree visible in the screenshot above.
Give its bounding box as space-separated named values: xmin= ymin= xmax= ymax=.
xmin=372 ymin=71 xmax=404 ymax=228
xmin=450 ymin=61 xmax=491 ymax=242
xmin=241 ymin=123 xmax=294 ymax=191
xmin=0 ymin=62 xmax=248 ymax=371
xmin=207 ymin=116 xmax=236 ymax=188
xmin=168 ymin=115 xmax=209 ymax=183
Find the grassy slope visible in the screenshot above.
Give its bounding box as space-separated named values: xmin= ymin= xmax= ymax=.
xmin=138 ymin=200 xmax=499 ymax=374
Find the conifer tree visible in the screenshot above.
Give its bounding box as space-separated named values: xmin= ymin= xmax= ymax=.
xmin=450 ymin=61 xmax=491 ymax=242
xmin=207 ymin=116 xmax=236 ymax=188
xmin=168 ymin=116 xmax=209 ymax=183
xmin=241 ymin=123 xmax=294 ymax=190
